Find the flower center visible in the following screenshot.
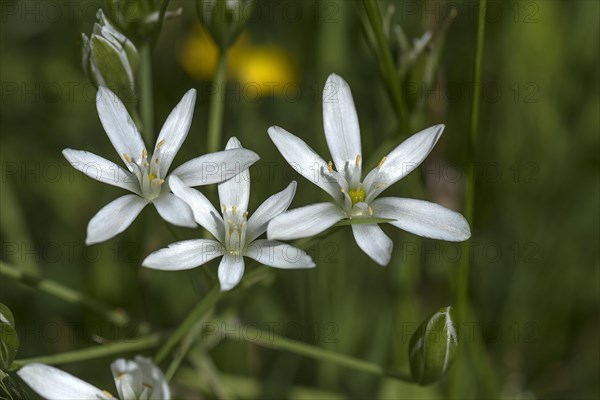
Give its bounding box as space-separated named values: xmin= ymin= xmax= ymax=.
xmin=222 ymin=205 xmax=248 ymax=253
xmin=348 ymin=188 xmax=366 ymax=205
xmin=123 ymin=140 xmax=167 ymax=201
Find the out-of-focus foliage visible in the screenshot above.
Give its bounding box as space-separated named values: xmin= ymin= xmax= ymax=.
xmin=0 ymin=0 xmax=598 ymax=398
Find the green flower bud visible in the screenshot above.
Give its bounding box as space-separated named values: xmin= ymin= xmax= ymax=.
xmin=0 ymin=304 xmax=19 ymax=371
xmin=82 ymin=10 xmax=139 ymax=99
xmin=196 ymin=0 xmax=254 ymax=49
xmin=409 ymin=306 xmax=458 ymax=385
xmin=104 ymin=0 xmax=182 ymax=44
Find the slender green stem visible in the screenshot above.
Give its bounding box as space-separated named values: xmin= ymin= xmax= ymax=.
xmin=154 ymin=287 xmax=221 ymax=364
xmin=207 ymin=51 xmax=228 ymax=153
xmin=0 ymin=261 xmax=130 ymax=327
xmin=225 ymin=326 xmax=414 ymax=383
xmin=139 ymin=43 xmax=154 ymax=143
xmin=9 ymin=334 xmax=161 ymax=371
xmin=362 ymin=0 xmax=410 ymax=135
xmin=454 ymin=0 xmax=487 ymax=396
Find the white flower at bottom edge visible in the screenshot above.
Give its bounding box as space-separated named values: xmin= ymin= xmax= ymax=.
xmin=266 ymin=73 xmax=471 ymax=266
xmin=17 ymin=356 xmax=170 ymax=400
xmin=142 ymin=137 xmax=315 ymax=292
xmin=63 ymin=86 xmax=259 ymax=245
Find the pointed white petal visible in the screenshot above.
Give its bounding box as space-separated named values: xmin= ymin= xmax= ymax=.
xmin=245 ymin=239 xmax=315 ymax=269
xmin=17 ymin=363 xmax=110 ymax=399
xmin=267 ymin=202 xmax=346 ymax=241
xmin=133 ymin=356 xmax=171 ymax=400
xmin=268 ymin=126 xmax=341 ymax=201
xmin=96 ymin=86 xmax=146 ymax=166
xmin=351 ymin=224 xmax=393 ymax=266
xmin=63 ymin=148 xmax=140 ymax=195
xmin=152 ymin=192 xmax=196 ymax=228
xmin=322 ymin=73 xmax=362 ymax=172
xmin=217 ymin=137 xmax=251 ymax=212
xmin=218 ymin=254 xmax=245 ymax=291
xmin=246 ymin=181 xmax=296 ymax=243
xmin=86 ymin=194 xmax=148 ymax=245
xmin=171 ymin=149 xmax=259 ymax=187
xmin=371 ymin=197 xmax=471 ymax=241
xmin=111 ymin=358 xmax=142 ymax=399
xmin=142 ymin=239 xmax=224 ymax=271
xmin=152 ymin=89 xmax=197 ymax=177
xmin=364 ymin=124 xmax=444 ymax=198
xmin=169 ymin=176 xmax=224 ymax=240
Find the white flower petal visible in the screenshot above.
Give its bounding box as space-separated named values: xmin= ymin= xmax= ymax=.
xmin=268 ymin=126 xmax=341 ymax=201
xmin=351 ymin=224 xmax=393 ymax=266
xmin=246 ymin=181 xmax=296 ymax=243
xmin=371 ymin=197 xmax=471 ymax=241
xmin=322 ymin=73 xmax=362 ymax=172
xmin=218 ymin=137 xmax=251 ymax=212
xmin=152 ymin=89 xmax=197 ymax=177
xmin=152 ymin=192 xmax=196 ymax=228
xmin=86 ymin=194 xmax=148 ymax=245
xmin=169 ymin=176 xmax=224 ymax=240
xmin=267 ymin=202 xmax=346 ymax=241
xmin=142 ymin=239 xmax=224 ymax=271
xmin=17 ymin=363 xmax=111 ymax=400
xmin=364 ymin=124 xmax=444 ymax=198
xmin=245 ymin=239 xmax=315 ymax=269
xmin=171 ymin=149 xmax=259 ymax=187
xmin=133 ymin=356 xmax=171 ymax=400
xmin=96 ymin=86 xmax=146 ymax=166
xmin=218 ymin=253 xmax=245 ymax=291
xmin=63 ymin=148 xmax=140 ymax=195
xmin=111 ymin=358 xmax=142 ymax=399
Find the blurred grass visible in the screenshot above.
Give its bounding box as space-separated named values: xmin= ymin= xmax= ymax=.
xmin=1 ymin=0 xmax=598 ymax=398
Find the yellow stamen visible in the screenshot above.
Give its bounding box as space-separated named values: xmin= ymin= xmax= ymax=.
xmin=232 ymin=205 xmax=237 ymax=215
xmin=155 ymin=157 xmax=160 ymax=164
xmin=157 ymin=179 xmax=165 ymax=185
xmin=103 ymin=390 xmax=115 ymax=398
xmin=142 ymin=149 xmax=147 ymax=159
xmin=123 ymin=153 xmax=132 ymax=163
xmin=144 ymin=162 xmax=150 ymax=167
xmin=148 ymin=173 xmax=156 ymax=182
xmin=222 ymin=204 xmax=227 ymax=213
xmin=368 ymin=206 xmax=374 ymax=216
xmin=327 ymin=161 xmax=333 ymax=174
xmin=157 ymin=139 xmax=166 ymax=148
xmin=377 ymin=156 xmax=387 ymax=169
xmin=355 ymin=154 xmax=361 ymax=166
xmin=243 ymin=211 xmax=249 ymax=218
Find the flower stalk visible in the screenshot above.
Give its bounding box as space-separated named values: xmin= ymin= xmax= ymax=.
xmin=139 ymin=43 xmax=154 ymax=143
xmin=207 ymin=51 xmax=228 ymax=153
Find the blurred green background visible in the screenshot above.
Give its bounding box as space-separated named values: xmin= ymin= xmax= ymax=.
xmin=1 ymin=0 xmax=598 ymax=398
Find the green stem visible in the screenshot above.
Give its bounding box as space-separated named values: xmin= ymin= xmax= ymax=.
xmin=154 ymin=286 xmax=221 ymax=364
xmin=362 ymin=0 xmax=410 ymax=135
xmin=139 ymin=43 xmax=154 ymax=143
xmin=454 ymin=0 xmax=487 ymax=395
xmin=207 ymin=50 xmax=228 ymax=153
xmin=226 ymin=326 xmax=414 ymax=383
xmin=9 ymin=334 xmax=161 ymax=371
xmin=0 ymin=261 xmax=130 ymax=327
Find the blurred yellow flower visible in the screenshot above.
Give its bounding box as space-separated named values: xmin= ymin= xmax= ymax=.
xmin=179 ymin=25 xmax=298 ymax=97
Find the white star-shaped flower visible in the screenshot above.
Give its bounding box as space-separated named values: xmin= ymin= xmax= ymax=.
xmin=17 ymin=356 xmax=170 ymax=399
xmin=63 ymin=87 xmax=259 ymax=245
xmin=142 ymin=137 xmax=315 ymax=291
xmin=267 ymin=74 xmax=470 ymax=266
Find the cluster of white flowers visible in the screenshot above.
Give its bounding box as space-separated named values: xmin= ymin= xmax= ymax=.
xmin=17 ymin=73 xmax=471 ymax=399
xmin=60 ymin=73 xmax=470 ymax=287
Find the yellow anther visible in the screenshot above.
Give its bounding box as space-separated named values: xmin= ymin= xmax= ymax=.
xmin=103 ymin=390 xmax=115 ymax=398
xmin=243 ymin=211 xmax=249 ymax=218
xmin=377 ymin=156 xmax=387 ymax=169
xmin=232 ymin=206 xmax=238 ymax=215
xmin=355 ymin=154 xmax=361 ymax=166
xmin=144 ymin=162 xmax=150 ymax=167
xmin=157 ymin=139 xmax=166 ymax=148
xmin=123 ymin=153 xmax=132 ymax=163
xmin=154 ymin=157 xmax=160 ymax=164
xmin=157 ymin=179 xmax=165 ymax=185
xmin=368 ymin=206 xmax=374 ymax=216
xmin=148 ymin=173 xmax=156 ymax=182
xmin=327 ymin=161 xmax=333 ymax=174
xmin=142 ymin=149 xmax=147 ymax=159
xmin=222 ymin=204 xmax=227 ymax=213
